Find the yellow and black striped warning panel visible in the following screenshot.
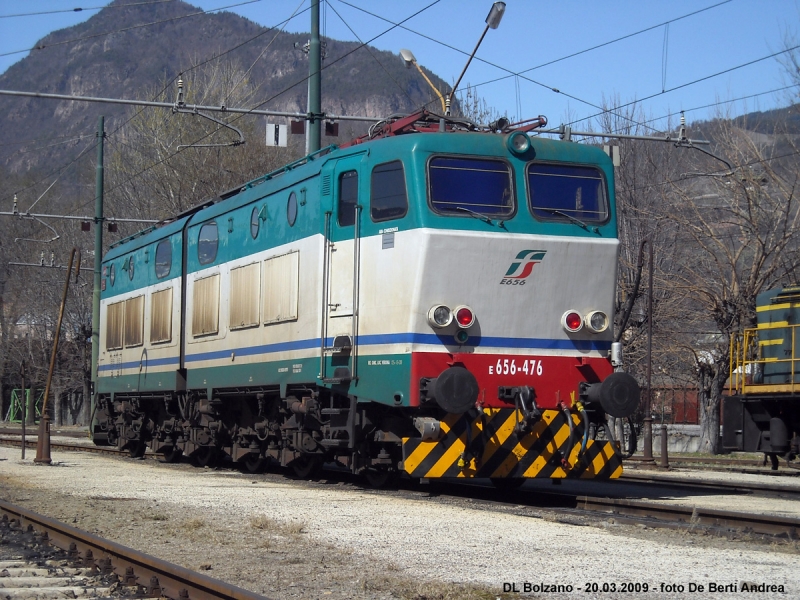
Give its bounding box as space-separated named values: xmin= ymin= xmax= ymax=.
xmin=400 ymin=408 xmax=622 ymax=479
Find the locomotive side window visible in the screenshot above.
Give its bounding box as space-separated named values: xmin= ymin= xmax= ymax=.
xmin=128 ymin=256 xmax=135 ymax=281
xmin=106 ymin=301 xmax=124 ymax=350
xmin=198 ymin=222 xmax=218 ymax=265
xmin=250 ymin=206 xmax=260 ymax=238
xmin=429 ymin=157 xmax=514 ymax=217
xmin=192 ymin=274 xmax=220 ymax=336
xmin=371 ymin=161 xmax=408 ymax=222
xmin=527 ymin=163 xmax=608 ymax=223
xmin=123 ymin=295 xmax=144 ymax=348
xmin=287 ymin=192 xmax=298 ymax=227
xmin=150 ymin=288 xmax=173 ymax=344
xmin=337 ymin=170 xmax=358 ymax=227
xmin=155 ymin=240 xmax=171 ymax=279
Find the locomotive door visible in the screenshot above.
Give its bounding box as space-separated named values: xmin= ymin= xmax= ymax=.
xmin=322 ymin=154 xmax=364 ymax=383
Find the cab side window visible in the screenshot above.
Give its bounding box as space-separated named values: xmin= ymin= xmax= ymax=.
xmin=371 ymin=161 xmax=408 ymax=222
xmin=338 ymin=170 xmax=358 ymax=227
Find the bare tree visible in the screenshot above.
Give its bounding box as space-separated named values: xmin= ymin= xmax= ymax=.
xmin=663 ymin=113 xmax=800 ymax=452
xmin=105 ymin=61 xmax=304 ymax=225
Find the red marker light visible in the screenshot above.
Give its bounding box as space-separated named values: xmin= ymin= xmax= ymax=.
xmin=561 ymin=310 xmax=583 ymax=333
xmin=454 ymin=305 xmax=475 ymax=328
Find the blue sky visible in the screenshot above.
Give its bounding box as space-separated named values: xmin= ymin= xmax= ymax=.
xmin=0 ymin=0 xmax=798 ymax=134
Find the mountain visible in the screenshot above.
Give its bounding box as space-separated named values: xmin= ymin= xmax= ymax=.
xmin=0 ymin=0 xmax=449 ymax=173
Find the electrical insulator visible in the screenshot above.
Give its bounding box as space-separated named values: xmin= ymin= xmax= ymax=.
xmin=13 ymin=194 xmax=17 ymax=214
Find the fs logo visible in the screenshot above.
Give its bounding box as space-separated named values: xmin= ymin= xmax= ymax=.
xmin=500 ymin=250 xmax=546 ymax=286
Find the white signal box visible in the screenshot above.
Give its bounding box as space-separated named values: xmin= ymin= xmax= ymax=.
xmin=266 ymin=123 xmax=288 ymax=147
xmin=603 ymin=144 xmax=621 ymax=167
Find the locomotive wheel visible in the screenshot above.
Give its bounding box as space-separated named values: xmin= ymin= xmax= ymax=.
xmin=363 ymin=468 xmax=398 ymax=489
xmin=243 ymin=454 xmax=267 ymax=474
xmin=161 ymin=446 xmax=183 ymax=463
xmin=490 ymin=477 xmax=526 ymax=490
xmin=290 ymin=455 xmax=322 ymax=479
xmin=192 ymin=446 xmax=218 ymax=468
xmin=128 ymin=441 xmax=146 ymax=459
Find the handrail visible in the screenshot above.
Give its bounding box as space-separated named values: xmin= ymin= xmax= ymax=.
xmin=731 ymin=323 xmax=800 ymax=394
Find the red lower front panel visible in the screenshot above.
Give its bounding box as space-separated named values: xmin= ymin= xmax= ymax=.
xmin=409 ymin=351 xmax=613 ymax=409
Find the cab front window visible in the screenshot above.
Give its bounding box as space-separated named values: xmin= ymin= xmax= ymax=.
xmin=528 ymin=163 xmax=608 ymax=223
xmin=429 ymin=156 xmax=514 ymax=217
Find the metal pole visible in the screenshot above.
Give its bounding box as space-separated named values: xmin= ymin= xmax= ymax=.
xmin=91 ymin=117 xmax=104 ymax=438
xmin=20 ymin=362 xmax=25 ymax=460
xmin=447 ymin=24 xmax=490 ymax=115
xmin=35 ymin=248 xmax=77 ymax=464
xmin=0 ymin=89 xmax=380 ymax=122
xmin=307 ymin=0 xmax=321 ymax=153
xmin=642 ymin=240 xmax=654 ymax=462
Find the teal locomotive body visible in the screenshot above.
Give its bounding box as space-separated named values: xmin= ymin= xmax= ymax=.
xmin=94 ymin=112 xmax=639 ymax=482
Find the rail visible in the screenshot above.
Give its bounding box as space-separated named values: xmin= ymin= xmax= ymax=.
xmin=0 ymin=499 xmax=270 ymax=600
xmin=730 ymin=324 xmax=800 ymax=394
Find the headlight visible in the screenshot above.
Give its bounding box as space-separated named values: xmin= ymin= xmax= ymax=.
xmin=585 ymin=310 xmax=609 ymax=333
xmin=428 ymin=304 xmax=453 ymax=328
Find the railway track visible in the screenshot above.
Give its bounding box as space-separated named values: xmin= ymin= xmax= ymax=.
xmin=0 ymin=499 xmax=269 ymax=600
xmin=3 ymin=435 xmax=800 ymax=542
xmin=619 ymin=471 xmax=800 ymax=500
xmin=627 ymin=454 xmax=800 ymax=477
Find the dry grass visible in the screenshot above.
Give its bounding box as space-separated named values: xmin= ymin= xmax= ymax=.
xmin=249 ymin=514 xmax=306 ymax=536
xmin=181 ymin=518 xmax=206 ymax=531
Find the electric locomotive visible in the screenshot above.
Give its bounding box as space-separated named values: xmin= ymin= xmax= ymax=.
xmin=93 ymin=110 xmax=639 ymax=485
xmin=726 ymin=285 xmax=800 ymax=468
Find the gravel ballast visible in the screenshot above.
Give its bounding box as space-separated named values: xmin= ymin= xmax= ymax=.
xmin=1 ymin=445 xmax=798 ymax=599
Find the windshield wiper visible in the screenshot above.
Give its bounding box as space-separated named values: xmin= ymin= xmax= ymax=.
xmin=456 ymin=206 xmax=495 ymax=226
xmin=537 ymin=208 xmax=599 ymax=234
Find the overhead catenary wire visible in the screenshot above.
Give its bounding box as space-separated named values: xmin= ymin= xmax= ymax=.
xmin=224 ymin=0 xmax=306 ymax=104
xmin=0 ymin=0 xmax=265 ymax=58
xmin=60 ymin=0 xmax=446 ymax=214
xmin=469 ymin=0 xmax=733 ymax=94
xmin=324 ymin=0 xmax=417 ymax=109
xmin=0 ymin=2 xmax=321 ymax=220
xmin=2 ymin=136 xmax=99 ymax=204
xmin=331 ymin=0 xmax=733 ymax=132
xmin=0 ymin=1 xmax=178 ymax=19
xmin=1 ymin=6 xmax=315 ymax=177
xmin=571 ymin=83 xmax=800 ymax=143
xmin=565 ymin=43 xmax=800 ymax=130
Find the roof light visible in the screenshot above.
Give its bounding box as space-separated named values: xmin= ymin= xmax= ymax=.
xmin=454 ymin=305 xmax=476 ymax=328
xmin=427 ymin=304 xmax=453 ymax=328
xmin=561 ymin=310 xmax=583 ymax=333
xmin=507 ymin=131 xmax=531 ymax=155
